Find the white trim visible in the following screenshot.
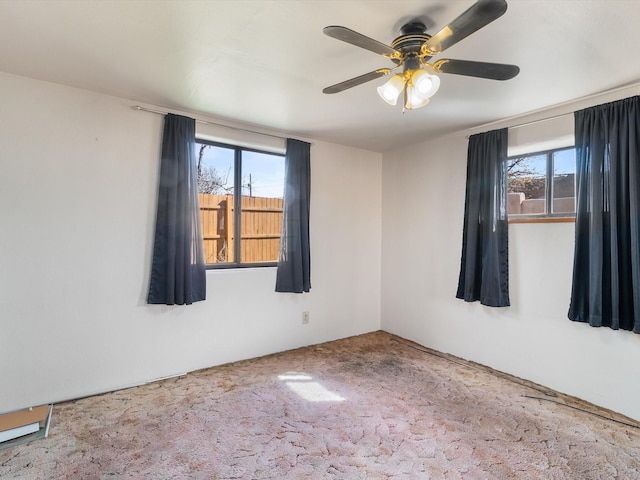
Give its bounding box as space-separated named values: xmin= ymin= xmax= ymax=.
xmin=0 ymin=422 xmax=39 ymax=443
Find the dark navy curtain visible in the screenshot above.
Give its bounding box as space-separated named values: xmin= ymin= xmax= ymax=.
xmin=275 ymin=138 xmax=311 ymax=293
xmin=569 ymin=96 xmax=640 ymax=333
xmin=148 ymin=114 xmax=206 ymax=305
xmin=456 ymin=128 xmax=510 ymax=307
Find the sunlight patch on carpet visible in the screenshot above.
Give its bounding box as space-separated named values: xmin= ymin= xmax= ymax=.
xmin=278 ymin=372 xmax=345 ymax=402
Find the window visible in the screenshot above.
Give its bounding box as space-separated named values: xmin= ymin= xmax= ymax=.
xmin=506 ymin=147 xmax=576 ymax=221
xmin=196 ymin=140 xmax=285 ymax=267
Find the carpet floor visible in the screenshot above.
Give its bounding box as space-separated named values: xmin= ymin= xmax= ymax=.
xmin=1 ymin=331 xmax=639 ymax=479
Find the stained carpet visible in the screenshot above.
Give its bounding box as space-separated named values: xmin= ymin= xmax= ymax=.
xmin=1 ymin=331 xmax=639 ymax=479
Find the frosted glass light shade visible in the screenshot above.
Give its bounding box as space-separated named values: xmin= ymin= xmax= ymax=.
xmin=377 ymin=74 xmax=405 ymax=105
xmin=405 ymin=85 xmax=430 ymax=110
xmin=411 ymin=69 xmax=440 ymax=99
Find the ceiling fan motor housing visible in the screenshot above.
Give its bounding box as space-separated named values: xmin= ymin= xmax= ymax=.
xmin=391 ymin=22 xmax=431 ymax=69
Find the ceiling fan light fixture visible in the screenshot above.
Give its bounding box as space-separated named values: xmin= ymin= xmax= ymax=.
xmin=323 ymin=1 xmax=520 ymax=109
xmin=402 ymin=68 xmax=439 ymax=110
xmin=377 ymin=73 xmax=405 ymax=105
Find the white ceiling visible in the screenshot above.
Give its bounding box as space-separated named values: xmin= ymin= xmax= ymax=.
xmin=1 ymin=0 xmax=639 ymax=152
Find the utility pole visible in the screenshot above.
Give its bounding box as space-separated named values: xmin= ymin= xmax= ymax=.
xmin=246 ymin=173 xmax=253 ymax=197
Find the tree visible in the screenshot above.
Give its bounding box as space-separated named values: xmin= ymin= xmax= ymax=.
xmin=197 ymin=144 xmax=232 ymax=194
xmin=507 ymin=156 xmax=545 ymax=200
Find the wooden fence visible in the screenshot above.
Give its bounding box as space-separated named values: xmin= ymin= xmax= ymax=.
xmin=198 ymin=194 xmax=283 ymax=264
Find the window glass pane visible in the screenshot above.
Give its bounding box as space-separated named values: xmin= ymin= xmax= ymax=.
xmin=240 ymin=151 xmax=285 ymax=263
xmin=197 ymin=144 xmax=235 ymax=264
xmin=507 ymin=154 xmax=547 ymax=215
xmin=552 ymin=149 xmax=576 ymax=214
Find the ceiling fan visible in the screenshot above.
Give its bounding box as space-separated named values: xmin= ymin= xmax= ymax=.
xmin=322 ymin=0 xmax=519 ymax=111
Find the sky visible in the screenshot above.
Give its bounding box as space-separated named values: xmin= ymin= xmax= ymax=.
xmin=553 ymin=148 xmax=575 ymax=175
xmin=509 ymin=148 xmax=576 ymax=177
xmin=198 ymin=143 xmax=285 ymax=198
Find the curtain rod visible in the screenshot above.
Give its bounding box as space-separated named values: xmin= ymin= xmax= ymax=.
xmin=132 ymin=105 xmax=291 ymax=142
xmin=464 ymin=112 xmax=571 ymax=140
xmin=466 ymin=111 xmax=572 ymax=139
xmin=466 ymin=81 xmax=640 ymax=138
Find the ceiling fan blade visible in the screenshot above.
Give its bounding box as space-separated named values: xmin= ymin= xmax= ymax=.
xmin=323 ymin=26 xmax=399 ymax=58
xmin=323 ymin=69 xmax=391 ymax=94
xmin=434 ymin=59 xmax=519 ymax=80
xmin=424 ymin=0 xmax=508 ymax=54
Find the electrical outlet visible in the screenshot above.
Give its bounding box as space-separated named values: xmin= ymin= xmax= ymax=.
xmin=302 ymin=311 xmax=310 ymax=324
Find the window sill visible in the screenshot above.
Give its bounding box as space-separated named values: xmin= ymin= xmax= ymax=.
xmin=206 ymin=262 xmax=278 ymax=270
xmin=508 ymin=216 xmax=575 ymax=224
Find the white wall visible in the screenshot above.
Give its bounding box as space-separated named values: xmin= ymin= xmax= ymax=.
xmin=0 ymin=72 xmax=382 ymax=414
xmin=5 ymin=66 xmax=639 ymax=424
xmin=381 ymin=86 xmax=640 ymax=422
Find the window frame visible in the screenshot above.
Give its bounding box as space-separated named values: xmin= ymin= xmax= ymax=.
xmin=506 ymin=146 xmax=577 ymax=224
xmin=196 ymin=138 xmax=285 ymax=269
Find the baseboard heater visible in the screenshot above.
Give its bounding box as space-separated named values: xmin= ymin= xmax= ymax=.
xmin=0 ymin=404 xmax=53 ymax=450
